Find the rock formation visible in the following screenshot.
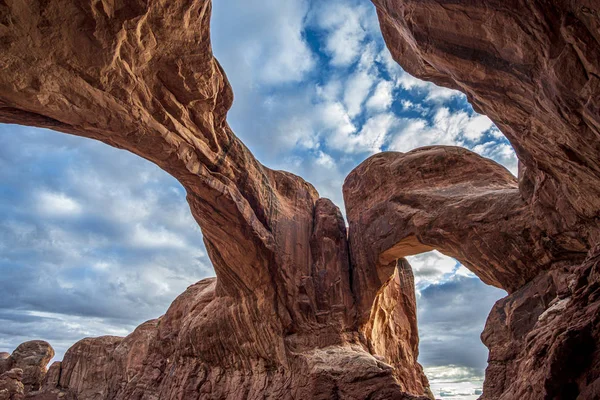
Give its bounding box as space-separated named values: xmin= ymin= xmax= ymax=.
xmin=365 ymin=0 xmax=600 ymax=398
xmin=0 ymin=0 xmax=599 ymax=399
xmin=0 ymin=341 xmax=54 ymax=399
xmin=0 ymin=368 xmax=24 ymax=400
xmin=0 ymin=0 xmax=427 ymax=399
xmin=372 ymin=0 xmax=600 ymax=250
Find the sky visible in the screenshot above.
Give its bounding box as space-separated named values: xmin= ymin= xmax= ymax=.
xmin=0 ymin=0 xmax=511 ymax=398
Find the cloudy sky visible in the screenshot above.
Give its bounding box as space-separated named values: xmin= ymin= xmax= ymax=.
xmin=0 ymin=0 xmax=511 ymax=398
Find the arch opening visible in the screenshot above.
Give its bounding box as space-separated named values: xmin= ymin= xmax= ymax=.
xmin=0 ymin=124 xmax=213 ymax=362
xmin=407 ymin=251 xmax=505 ymax=400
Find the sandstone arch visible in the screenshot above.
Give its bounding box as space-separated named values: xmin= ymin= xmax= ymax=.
xmin=362 ymin=1 xmax=600 ymax=398
xmin=0 ymin=0 xmax=427 ymax=398
xmin=1 ymin=0 xmax=600 ymax=399
xmin=343 ymin=146 xmax=557 ymax=323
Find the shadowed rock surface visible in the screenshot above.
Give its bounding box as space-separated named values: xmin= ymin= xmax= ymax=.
xmin=0 ymin=368 xmax=24 ymax=400
xmin=0 ymin=0 xmax=428 ymax=399
xmin=363 ymin=0 xmax=600 ymax=398
xmin=0 ymin=341 xmax=54 ymax=396
xmin=1 ymin=0 xmax=599 ymax=399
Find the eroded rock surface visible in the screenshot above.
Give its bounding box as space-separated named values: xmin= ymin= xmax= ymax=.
xmin=363 ymin=1 xmax=600 ymax=398
xmin=0 ymin=1 xmax=428 ymax=399
xmin=1 ymin=0 xmax=600 ymax=399
xmin=344 ymin=146 xmax=559 ymax=322
xmin=372 ymin=0 xmax=600 ymax=250
xmin=0 ymin=341 xmax=54 ymax=397
xmin=0 ymin=369 xmax=24 ymax=400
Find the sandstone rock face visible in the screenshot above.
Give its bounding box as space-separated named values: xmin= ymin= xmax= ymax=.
xmin=344 ymin=147 xmax=560 ymax=322
xmin=363 ymin=259 xmax=432 ymax=398
xmin=0 ymin=355 xmax=9 ymax=376
xmin=481 ymin=246 xmax=600 ymax=399
xmin=0 ymin=1 xmax=429 ymax=398
xmin=0 ymin=341 xmax=54 ymax=397
xmin=1 ymin=0 xmax=599 ymax=399
xmin=0 ymin=369 xmax=24 ymax=400
xmin=24 ymin=279 xmax=428 ymax=400
xmin=371 ymin=0 xmax=600 ymax=250
xmin=365 ymin=0 xmax=600 ymax=398
xmin=41 ymin=363 xmax=61 ymax=392
xmin=9 ymin=341 xmax=54 ymax=393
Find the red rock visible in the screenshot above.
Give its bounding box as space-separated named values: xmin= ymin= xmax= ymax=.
xmin=8 ymin=341 xmax=54 ymax=393
xmin=0 ymin=1 xmax=430 ymax=398
xmin=0 ymin=369 xmax=24 ymax=400
xmin=371 ymin=0 xmax=600 ymax=250
xmin=363 ymin=259 xmax=432 ymax=397
xmin=41 ymin=362 xmax=61 ymax=392
xmin=1 ymin=0 xmax=599 ymax=399
xmin=343 ymin=146 xmax=560 ymax=323
xmin=0 ymin=341 xmax=54 ymax=396
xmin=367 ymin=1 xmax=600 ymax=398
xmin=0 ymin=354 xmax=10 ymax=376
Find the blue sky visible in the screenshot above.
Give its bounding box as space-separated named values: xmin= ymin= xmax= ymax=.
xmin=0 ymin=0 xmax=510 ymax=398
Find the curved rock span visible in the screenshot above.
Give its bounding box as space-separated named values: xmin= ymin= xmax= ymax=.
xmin=0 ymin=0 xmax=599 ymax=399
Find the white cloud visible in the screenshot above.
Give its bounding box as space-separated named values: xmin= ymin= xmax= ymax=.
xmin=344 ymin=69 xmax=376 ymax=117
xmin=407 ymin=250 xmax=458 ymax=285
xmin=462 ymin=115 xmax=494 ymax=141
xmin=366 ymin=80 xmax=394 ymax=111
xmin=314 ymin=2 xmax=369 ymax=67
xmin=314 ymin=151 xmax=336 ymax=169
xmin=212 ymin=0 xmax=314 ymax=85
xmin=389 ymin=108 xmax=495 ymax=152
xmin=131 ymin=224 xmax=187 ymax=249
xmin=37 ymin=191 xmax=82 ymax=217
xmin=319 ymin=101 xmax=357 ymax=137
xmin=316 ymin=79 xmax=343 ymax=102
xmin=472 ymin=141 xmax=518 ymax=176
xmin=396 ymin=71 xmax=462 ymax=103
xmin=326 ymin=112 xmax=397 ymax=154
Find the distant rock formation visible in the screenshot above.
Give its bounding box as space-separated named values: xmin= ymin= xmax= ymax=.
xmin=0 ymin=368 xmax=24 ymax=400
xmin=0 ymin=0 xmax=598 ymax=399
xmin=0 ymin=341 xmax=54 ymax=399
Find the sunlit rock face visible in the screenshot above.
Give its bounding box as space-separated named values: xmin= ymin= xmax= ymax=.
xmin=369 ymin=0 xmax=600 ymax=398
xmin=0 ymin=340 xmax=54 ymax=398
xmin=1 ymin=0 xmax=599 ymax=399
xmin=371 ymin=0 xmax=600 ymax=251
xmin=0 ymin=0 xmax=429 ymax=399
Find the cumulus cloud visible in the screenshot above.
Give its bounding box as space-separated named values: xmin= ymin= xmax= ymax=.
xmin=212 ymin=0 xmax=314 ymax=85
xmin=311 ymin=1 xmax=370 ymax=67
xmin=472 ymin=141 xmax=518 ymax=176
xmin=389 ymin=108 xmax=497 ymax=152
xmin=37 ymin=191 xmax=82 ymax=217
xmin=343 ymin=69 xmax=376 ymax=118
xmin=366 ymin=80 xmax=394 ymax=111
xmin=407 ymin=251 xmax=458 ymax=286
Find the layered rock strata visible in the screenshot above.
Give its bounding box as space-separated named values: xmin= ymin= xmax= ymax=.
xmin=0 ymin=0 xmax=428 ymax=399
xmin=0 ymin=0 xmax=599 ymax=399
xmin=364 ymin=1 xmax=600 ymax=398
